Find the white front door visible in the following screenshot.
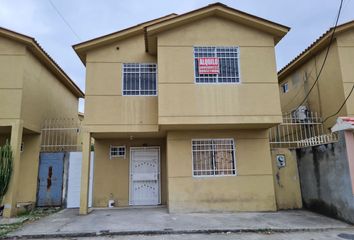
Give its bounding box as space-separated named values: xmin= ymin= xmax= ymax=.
xmin=130 ymin=147 xmax=160 ymax=205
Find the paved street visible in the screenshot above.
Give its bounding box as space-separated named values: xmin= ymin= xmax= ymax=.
xmin=23 ymin=229 xmax=354 ymax=240
xmin=6 ymin=207 xmax=353 ymax=239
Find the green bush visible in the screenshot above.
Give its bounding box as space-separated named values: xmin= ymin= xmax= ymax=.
xmin=0 ymin=140 xmax=13 ymax=205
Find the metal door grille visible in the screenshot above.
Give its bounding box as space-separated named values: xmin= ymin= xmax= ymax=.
xmin=129 ymin=147 xmax=160 ymax=205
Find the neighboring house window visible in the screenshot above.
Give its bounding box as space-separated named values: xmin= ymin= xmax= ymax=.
xmin=192 ymin=139 xmax=236 ymax=176
xmin=194 ymin=46 xmax=240 ymax=83
xmin=110 ymin=145 xmax=126 ymax=159
xmin=281 ymin=82 xmax=289 ymax=93
xmin=122 ymin=63 xmax=157 ymax=95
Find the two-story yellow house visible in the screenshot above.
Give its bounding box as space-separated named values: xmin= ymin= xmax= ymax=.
xmin=74 ymin=3 xmax=289 ymax=214
xmin=0 ymin=27 xmax=84 ymax=217
xmin=278 ymin=20 xmax=354 ymax=130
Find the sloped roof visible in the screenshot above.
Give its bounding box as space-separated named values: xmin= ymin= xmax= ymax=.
xmin=74 ymin=2 xmax=289 ymax=62
xmin=0 ymin=27 xmax=84 ymax=98
xmin=278 ymin=20 xmax=354 ymax=82
xmin=145 ymin=3 xmax=289 ymax=53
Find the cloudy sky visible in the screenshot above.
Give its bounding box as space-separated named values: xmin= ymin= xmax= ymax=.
xmin=1 ymin=0 xmax=353 ymax=112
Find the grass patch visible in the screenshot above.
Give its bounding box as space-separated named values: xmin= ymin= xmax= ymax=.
xmin=0 ymin=207 xmax=60 ymax=237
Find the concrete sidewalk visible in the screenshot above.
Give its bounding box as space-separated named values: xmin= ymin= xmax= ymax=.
xmin=7 ymin=207 xmax=354 ymax=238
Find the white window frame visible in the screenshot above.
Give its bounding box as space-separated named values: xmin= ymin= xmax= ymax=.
xmin=110 ymin=145 xmax=126 ymax=159
xmin=122 ymin=63 xmax=157 ymax=96
xmin=193 ymin=46 xmax=241 ymax=84
xmin=281 ymin=82 xmax=289 ymax=93
xmin=191 ymin=138 xmax=237 ymax=177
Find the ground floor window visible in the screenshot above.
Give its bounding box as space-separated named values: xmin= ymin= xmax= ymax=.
xmin=110 ymin=145 xmax=126 ymax=159
xmin=192 ymin=139 xmax=236 ymax=176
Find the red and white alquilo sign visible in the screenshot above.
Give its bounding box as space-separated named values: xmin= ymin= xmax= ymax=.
xmin=198 ymin=57 xmax=219 ymax=74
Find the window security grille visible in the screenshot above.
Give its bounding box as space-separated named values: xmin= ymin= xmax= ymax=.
xmin=110 ymin=146 xmax=126 ymax=159
xmin=194 ymin=46 xmax=240 ymax=83
xmin=192 ymin=139 xmax=236 ymax=176
xmin=123 ymin=63 xmax=157 ymax=95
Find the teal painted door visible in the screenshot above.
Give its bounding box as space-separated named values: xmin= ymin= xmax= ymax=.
xmin=37 ymin=153 xmax=64 ymax=207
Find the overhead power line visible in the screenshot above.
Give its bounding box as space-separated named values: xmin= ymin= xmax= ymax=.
xmin=295 ymin=0 xmax=344 ymax=110
xmin=281 ymin=8 xmax=342 ymax=112
xmin=322 ymin=84 xmax=354 ymax=124
xmin=48 ymin=0 xmax=81 ymax=41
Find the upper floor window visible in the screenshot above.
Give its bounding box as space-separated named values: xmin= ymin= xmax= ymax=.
xmin=194 ymin=46 xmax=240 ymax=83
xmin=281 ymin=82 xmax=289 ymax=93
xmin=122 ymin=63 xmax=157 ymax=96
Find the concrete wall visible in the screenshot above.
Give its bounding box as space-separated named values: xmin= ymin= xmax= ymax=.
xmin=158 ymin=17 xmax=282 ymax=127
xmin=297 ymin=131 xmax=354 ymax=223
xmin=93 ymin=138 xmax=166 ymax=207
xmin=166 ymin=129 xmax=276 ymax=213
xmin=271 ymin=148 xmax=302 ymax=210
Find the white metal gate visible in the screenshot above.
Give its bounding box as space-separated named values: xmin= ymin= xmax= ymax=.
xmin=66 ymin=152 xmax=94 ymax=208
xmin=129 ymin=147 xmax=160 ymax=206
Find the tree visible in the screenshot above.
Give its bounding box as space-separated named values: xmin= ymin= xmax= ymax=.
xmin=0 ymin=140 xmax=13 ymax=207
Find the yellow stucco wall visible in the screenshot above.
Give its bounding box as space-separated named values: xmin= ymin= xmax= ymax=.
xmin=9 ymin=49 xmax=79 ymax=206
xmin=93 ymin=138 xmax=166 ymax=207
xmin=0 ymin=36 xmax=25 ymax=121
xmin=1 ymin=132 xmax=41 ymax=204
xmin=337 ymin=30 xmax=354 ymax=117
xmin=166 ymin=130 xmax=276 ymax=212
xmin=279 ymin=36 xmax=353 ymax=130
xmin=271 ymin=148 xmax=302 ymax=210
xmin=21 ymin=50 xmax=79 ymax=132
xmin=81 ymin=14 xmax=285 ymax=213
xmin=85 ymin=34 xmax=158 ymax=132
xmin=0 ymin=34 xmax=80 ymax=213
xmin=157 ymin=17 xmax=282 ymax=127
xmin=84 ymin=16 xmax=282 ymax=131
xmin=16 ymin=134 xmax=41 ymax=203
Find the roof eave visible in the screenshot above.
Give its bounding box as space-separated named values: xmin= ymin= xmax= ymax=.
xmin=278 ymin=20 xmax=354 ymax=82
xmin=72 ymin=13 xmax=179 ymax=64
xmin=27 ymin=43 xmax=85 ymax=98
xmin=0 ymin=27 xmax=84 ymax=98
xmin=145 ymin=6 xmax=289 ymax=53
xmin=73 ymin=27 xmax=144 ymax=66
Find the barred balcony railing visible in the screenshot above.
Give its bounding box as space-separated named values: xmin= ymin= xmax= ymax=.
xmin=269 ymin=111 xmax=338 ymax=149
